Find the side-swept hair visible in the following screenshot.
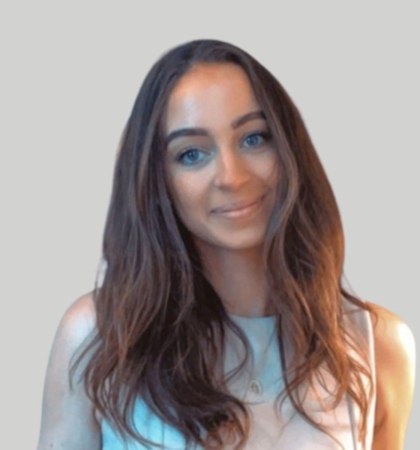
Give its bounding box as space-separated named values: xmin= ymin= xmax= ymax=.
xmin=72 ymin=39 xmax=375 ymax=450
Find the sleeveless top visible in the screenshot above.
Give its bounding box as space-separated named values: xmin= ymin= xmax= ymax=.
xmin=101 ymin=299 xmax=376 ymax=449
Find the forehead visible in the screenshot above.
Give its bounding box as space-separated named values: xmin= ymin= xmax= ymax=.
xmin=165 ymin=63 xmax=261 ymax=133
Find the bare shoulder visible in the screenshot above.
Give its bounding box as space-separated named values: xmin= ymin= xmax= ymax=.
xmin=365 ymin=301 xmax=416 ymax=450
xmin=366 ymin=301 xmax=416 ymax=369
xmin=37 ymin=291 xmax=101 ymax=450
xmin=58 ymin=290 xmax=97 ymax=347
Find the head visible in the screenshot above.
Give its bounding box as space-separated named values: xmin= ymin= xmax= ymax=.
xmin=107 ymin=39 xmax=335 ymax=277
xmin=164 ymin=62 xmax=280 ymax=255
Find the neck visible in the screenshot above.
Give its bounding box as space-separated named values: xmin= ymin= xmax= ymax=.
xmin=195 ymin=241 xmax=273 ymax=317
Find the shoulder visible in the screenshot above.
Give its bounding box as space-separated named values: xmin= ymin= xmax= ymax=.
xmin=366 ymin=301 xmax=415 ymax=373
xmin=45 ymin=290 xmax=97 ymax=382
xmin=365 ymin=301 xmax=416 ymax=449
xmin=49 ymin=291 xmax=98 ymax=368
xmin=58 ymin=291 xmax=97 ymax=349
xmin=37 ymin=291 xmax=101 ymax=450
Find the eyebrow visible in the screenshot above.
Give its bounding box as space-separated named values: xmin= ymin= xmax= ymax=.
xmin=165 ymin=110 xmax=266 ymax=145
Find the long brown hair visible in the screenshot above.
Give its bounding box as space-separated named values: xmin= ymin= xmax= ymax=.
xmin=72 ymin=39 xmax=375 ymax=449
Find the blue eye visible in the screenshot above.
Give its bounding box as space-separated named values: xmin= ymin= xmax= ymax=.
xmin=243 ymin=132 xmax=270 ymax=148
xmin=176 ymin=148 xmax=205 ymax=166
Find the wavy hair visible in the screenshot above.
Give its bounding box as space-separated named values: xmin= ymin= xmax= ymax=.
xmin=72 ymin=39 xmax=375 ymax=449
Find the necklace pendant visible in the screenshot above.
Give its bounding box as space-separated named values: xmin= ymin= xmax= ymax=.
xmin=249 ymin=379 xmax=263 ymax=395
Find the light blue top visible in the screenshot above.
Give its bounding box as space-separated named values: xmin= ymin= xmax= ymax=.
xmin=101 ymin=300 xmax=376 ymax=449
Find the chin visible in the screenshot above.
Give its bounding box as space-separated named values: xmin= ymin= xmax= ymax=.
xmin=196 ymin=230 xmax=266 ymax=252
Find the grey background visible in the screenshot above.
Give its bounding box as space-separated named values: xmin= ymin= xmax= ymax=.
xmin=1 ymin=2 xmax=418 ymax=448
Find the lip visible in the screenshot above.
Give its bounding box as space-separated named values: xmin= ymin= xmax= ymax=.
xmin=211 ymin=195 xmax=266 ymax=216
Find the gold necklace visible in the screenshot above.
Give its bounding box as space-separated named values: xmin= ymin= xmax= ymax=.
xmin=247 ymin=328 xmax=276 ymax=395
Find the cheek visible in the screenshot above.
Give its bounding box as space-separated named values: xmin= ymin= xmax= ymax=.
xmin=254 ymin=154 xmax=279 ymax=184
xmin=168 ymin=174 xmax=208 ymax=219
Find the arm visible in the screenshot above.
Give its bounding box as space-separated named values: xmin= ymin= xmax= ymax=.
xmin=367 ymin=302 xmax=416 ymax=450
xmin=37 ymin=292 xmax=101 ymax=450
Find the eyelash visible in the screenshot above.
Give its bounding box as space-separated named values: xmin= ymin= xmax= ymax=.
xmin=243 ymin=131 xmax=271 ymax=148
xmin=175 ymin=147 xmax=205 ymax=166
xmin=175 ymin=131 xmax=272 ymax=167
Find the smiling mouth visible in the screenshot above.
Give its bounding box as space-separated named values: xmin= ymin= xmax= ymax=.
xmin=211 ymin=195 xmax=266 ymax=218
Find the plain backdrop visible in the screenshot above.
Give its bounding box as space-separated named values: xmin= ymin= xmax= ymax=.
xmin=1 ymin=1 xmax=418 ymax=449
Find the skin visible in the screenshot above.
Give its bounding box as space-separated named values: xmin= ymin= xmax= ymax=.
xmin=164 ymin=63 xmax=279 ymax=317
xmin=367 ymin=301 xmax=416 ymax=449
xmin=37 ymin=63 xmax=416 ymax=449
xmin=37 ymin=293 xmax=101 ymax=450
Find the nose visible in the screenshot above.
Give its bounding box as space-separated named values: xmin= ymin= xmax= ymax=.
xmin=213 ymin=145 xmax=251 ymax=191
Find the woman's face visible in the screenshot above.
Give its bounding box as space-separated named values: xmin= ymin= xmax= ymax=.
xmin=164 ymin=63 xmax=278 ymax=252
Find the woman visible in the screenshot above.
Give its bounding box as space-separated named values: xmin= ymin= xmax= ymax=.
xmin=37 ymin=40 xmax=415 ymax=449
